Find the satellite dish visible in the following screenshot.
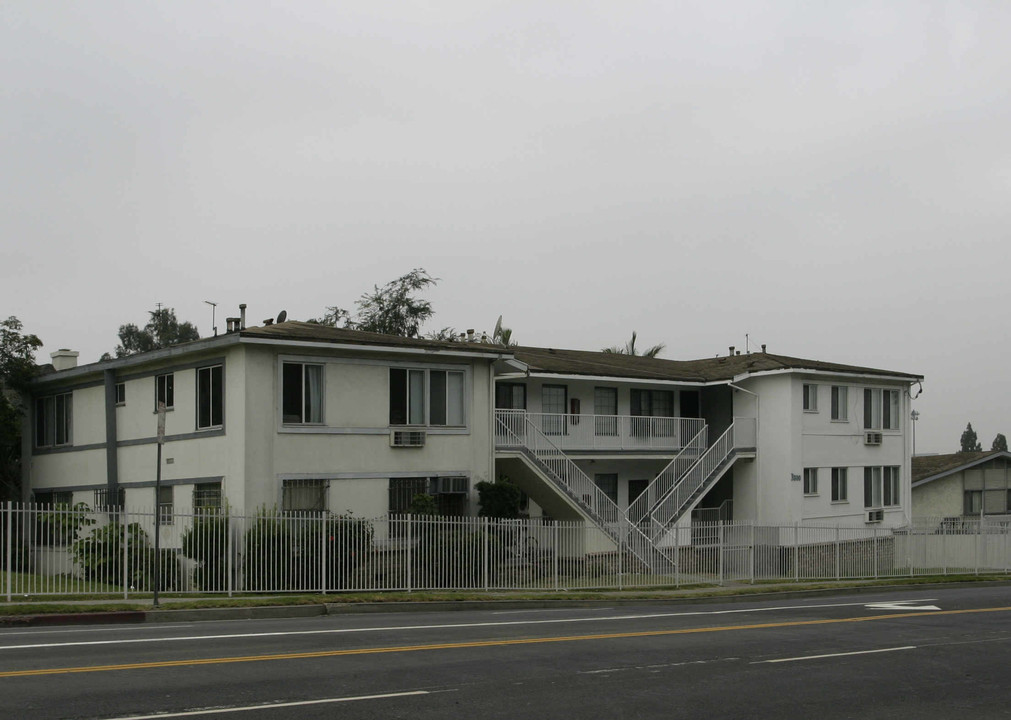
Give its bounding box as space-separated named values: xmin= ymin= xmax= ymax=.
xmin=276 ymin=310 xmax=287 ymax=324
xmin=493 ymin=315 xmax=503 ymax=339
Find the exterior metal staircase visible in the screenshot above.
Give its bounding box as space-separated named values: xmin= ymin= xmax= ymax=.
xmin=494 ymin=411 xmax=757 ymax=568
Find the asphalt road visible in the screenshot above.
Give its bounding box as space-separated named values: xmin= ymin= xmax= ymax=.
xmin=2 ymin=586 xmax=1011 ymax=720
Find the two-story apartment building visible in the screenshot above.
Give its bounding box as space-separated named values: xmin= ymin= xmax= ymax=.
xmin=24 ymin=317 xmax=923 ymax=565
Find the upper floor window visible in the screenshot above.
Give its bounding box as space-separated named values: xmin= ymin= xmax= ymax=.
xmin=115 ymin=383 xmax=126 ymax=406
xmin=35 ymin=392 xmax=72 ymax=448
xmin=495 ymin=382 xmax=526 ymax=410
xmin=282 ymin=362 xmax=323 ymax=424
xmin=830 ymin=386 xmax=848 ymax=421
xmin=156 ymin=373 xmax=174 ymax=410
xmin=864 ymin=389 xmax=900 ymax=430
xmin=630 ymin=389 xmax=674 ymax=417
xmin=594 ymin=387 xmax=618 ymax=436
xmin=197 ymin=365 xmax=223 ymax=429
xmin=389 ymin=368 xmax=466 ymax=426
xmin=803 ymin=384 xmax=818 ymax=412
xmin=864 ymin=466 xmax=900 ymax=508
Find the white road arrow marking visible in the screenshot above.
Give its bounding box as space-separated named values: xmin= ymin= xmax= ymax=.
xmin=865 ymin=600 xmax=941 ymax=611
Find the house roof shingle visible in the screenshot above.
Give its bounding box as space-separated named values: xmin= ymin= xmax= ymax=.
xmin=511 ymin=346 xmax=923 ymax=384
xmin=912 ymin=451 xmax=1011 ymax=485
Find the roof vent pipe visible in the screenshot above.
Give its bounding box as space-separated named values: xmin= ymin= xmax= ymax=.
xmin=239 ymin=304 xmax=247 ymax=330
xmin=467 ymin=329 xmax=475 ymax=342
xmin=761 ymin=344 xmax=767 ymax=353
xmin=736 ymin=350 xmax=741 ymax=356
xmin=729 ymin=346 xmax=735 ymax=356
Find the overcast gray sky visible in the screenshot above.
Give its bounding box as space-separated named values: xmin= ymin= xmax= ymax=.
xmin=2 ymin=1 xmax=1009 ymax=454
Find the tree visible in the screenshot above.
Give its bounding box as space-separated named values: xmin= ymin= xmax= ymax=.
xmin=993 ymin=434 xmax=1008 ymax=453
xmin=476 ymin=477 xmax=522 ymax=519
xmin=960 ymin=422 xmax=982 ymax=453
xmin=113 ymin=308 xmax=199 ymax=358
xmin=311 ymin=269 xmax=437 ymax=338
xmin=0 ymin=317 xmax=43 ymax=501
xmin=602 ymin=331 xmax=665 ymax=358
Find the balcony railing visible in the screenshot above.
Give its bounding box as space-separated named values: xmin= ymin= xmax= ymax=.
xmin=494 ymin=410 xmax=705 ymax=452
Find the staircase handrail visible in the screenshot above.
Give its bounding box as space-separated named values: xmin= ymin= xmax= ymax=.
xmin=648 ymin=422 xmax=737 ymax=537
xmin=626 ymin=423 xmax=708 ymax=526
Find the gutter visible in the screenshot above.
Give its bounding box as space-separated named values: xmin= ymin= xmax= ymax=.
xmin=239 ymin=337 xmax=516 ymax=361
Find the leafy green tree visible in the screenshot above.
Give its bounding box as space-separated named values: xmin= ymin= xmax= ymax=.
xmin=0 ymin=316 xmax=43 ymax=500
xmin=602 ymin=331 xmax=665 ymax=358
xmin=993 ymin=434 xmax=1008 ymax=453
xmin=112 ymin=307 xmax=199 ymax=358
xmin=960 ymin=422 xmax=983 ymax=453
xmin=311 ymin=269 xmax=437 ymax=338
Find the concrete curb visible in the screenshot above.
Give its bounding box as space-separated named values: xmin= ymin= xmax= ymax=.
xmin=3 ymin=579 xmax=1009 ymax=627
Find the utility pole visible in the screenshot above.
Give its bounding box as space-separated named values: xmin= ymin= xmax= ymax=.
xmin=911 ymin=410 xmax=920 ymax=456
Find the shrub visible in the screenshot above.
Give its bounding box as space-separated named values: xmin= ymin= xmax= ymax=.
xmin=181 ymin=513 xmax=231 ymax=591
xmin=72 ymin=521 xmax=182 ymax=590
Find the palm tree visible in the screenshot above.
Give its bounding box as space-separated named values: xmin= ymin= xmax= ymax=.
xmin=602 ymin=331 xmax=665 ymax=358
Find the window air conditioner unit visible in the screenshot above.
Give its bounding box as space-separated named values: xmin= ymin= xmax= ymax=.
xmin=435 ymin=476 xmax=468 ymax=494
xmin=864 ymin=432 xmax=883 ymax=446
xmin=390 ymin=430 xmax=426 ymax=448
xmin=866 ymin=509 xmax=884 ymax=523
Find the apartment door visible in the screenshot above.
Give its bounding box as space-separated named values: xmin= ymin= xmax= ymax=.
xmin=680 ymin=390 xmax=701 ymax=419
xmin=542 ymin=385 xmax=567 ymax=434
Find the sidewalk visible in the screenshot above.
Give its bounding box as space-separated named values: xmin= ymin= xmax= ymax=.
xmin=3 ymin=576 xmax=1008 ymax=627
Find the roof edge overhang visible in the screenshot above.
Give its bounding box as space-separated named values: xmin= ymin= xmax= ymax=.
xmin=732 ymin=368 xmax=924 ymax=384
xmin=239 ymin=336 xmax=516 ymax=361
xmin=512 ymin=371 xmax=712 ymax=386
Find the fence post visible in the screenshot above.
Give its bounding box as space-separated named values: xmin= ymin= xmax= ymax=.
xmin=320 ymin=513 xmax=327 ymax=596
xmin=674 ymin=523 xmax=680 ymax=588
xmin=718 ymin=522 xmax=724 ymax=586
xmin=5 ymin=502 xmax=11 ymax=602
xmin=793 ymin=522 xmax=799 ymax=583
xmin=749 ymin=521 xmax=755 ymax=585
xmin=553 ymin=522 xmax=559 ymax=592
xmin=618 ymin=536 xmax=623 ymax=591
xmin=873 ymin=526 xmax=878 ymax=579
xmin=227 ymin=509 xmax=234 ymax=597
xmin=941 ymin=521 xmax=946 ymax=576
xmin=406 ymin=515 xmax=412 ymax=593
xmin=122 ymin=508 xmax=129 ymax=599
xmin=835 ymin=525 xmax=840 ymax=581
xmin=483 ymin=517 xmax=489 ymax=591
xmin=976 ymin=518 xmax=981 ymax=576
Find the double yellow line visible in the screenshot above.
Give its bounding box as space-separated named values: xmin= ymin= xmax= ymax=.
xmin=3 ymin=605 xmax=1009 ymax=678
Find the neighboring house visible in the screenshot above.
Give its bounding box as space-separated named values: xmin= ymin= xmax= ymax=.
xmin=911 ymin=450 xmax=1011 ymax=519
xmin=23 ymin=313 xmax=923 ymax=562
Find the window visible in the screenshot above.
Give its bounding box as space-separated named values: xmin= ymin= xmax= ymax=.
xmin=803 ymin=384 xmax=818 ymax=412
xmin=35 ymin=392 xmax=73 ymax=448
xmin=541 ymin=384 xmax=568 ymax=434
xmin=495 ymin=383 xmax=526 ymax=410
xmin=197 ymin=365 xmax=224 ymax=429
xmin=803 ymin=468 xmax=818 ymax=495
xmin=282 ymin=478 xmax=328 ymax=513
xmin=964 ymin=490 xmax=982 ymax=515
xmin=282 ymin=362 xmax=323 ymax=424
xmin=94 ymin=487 xmax=125 ymax=511
xmin=830 ymin=386 xmax=848 ymax=421
xmin=115 ymin=383 xmax=126 ymax=406
xmin=428 ymin=370 xmax=465 ymax=426
xmin=157 ymin=485 xmax=174 ymax=525
xmin=594 ymin=387 xmax=618 ymax=436
xmin=864 ymin=466 xmax=900 ymax=508
xmin=155 ymin=373 xmax=174 ymax=410
xmin=593 ymin=474 xmax=619 ymax=504
xmin=389 ymin=477 xmax=430 ymax=515
xmin=630 ymin=389 xmax=674 ymax=437
xmin=389 ymin=368 xmax=466 ymax=426
xmin=831 ymin=468 xmax=848 ymax=502
xmin=33 ymin=490 xmax=73 ymax=507
xmin=864 ymin=388 xmax=900 ymax=430
xmin=193 ymin=482 xmax=222 ymax=514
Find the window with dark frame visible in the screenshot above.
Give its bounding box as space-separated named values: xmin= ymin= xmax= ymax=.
xmin=864 ymin=466 xmax=900 ymax=508
xmin=282 ymin=362 xmax=323 ymax=424
xmin=197 ymin=365 xmax=223 ymax=429
xmin=830 ymin=386 xmax=848 ymax=421
xmin=803 ymin=468 xmax=818 ymax=495
xmin=863 ymin=388 xmax=900 ymax=430
xmin=831 ymin=467 xmax=848 ymax=502
xmin=803 ymin=384 xmax=818 ymax=412
xmin=495 ymin=383 xmax=526 ymax=410
xmin=115 ymin=383 xmax=126 ymax=405
xmin=390 ymin=368 xmax=465 ymax=426
xmin=34 ymin=392 xmax=73 ymax=448
xmin=388 ymin=477 xmax=430 ymax=515
xmin=594 ymin=387 xmax=618 ymax=436
xmin=193 ymin=482 xmax=222 ymax=514
xmin=156 ymin=373 xmax=174 ymax=410
xmin=93 ymin=487 xmax=125 ymax=511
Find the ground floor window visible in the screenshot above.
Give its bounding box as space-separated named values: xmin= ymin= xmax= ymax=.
xmin=282 ymin=478 xmax=328 ymax=513
xmin=158 ymin=485 xmax=174 ymax=525
xmin=593 ymin=473 xmax=619 ymax=504
xmin=33 ymin=490 xmax=73 ymax=507
xmin=93 ymin=487 xmax=125 ymax=511
xmin=803 ymin=468 xmax=818 ymax=496
xmin=193 ymin=482 xmax=222 ymax=514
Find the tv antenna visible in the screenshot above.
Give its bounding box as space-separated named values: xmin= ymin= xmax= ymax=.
xmin=204 ymin=300 xmax=218 ymax=336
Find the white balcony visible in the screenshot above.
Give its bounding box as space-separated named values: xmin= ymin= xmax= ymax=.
xmin=495 ymin=409 xmax=705 ymax=453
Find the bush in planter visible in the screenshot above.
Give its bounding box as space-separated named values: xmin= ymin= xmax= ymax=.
xmin=301 ymin=514 xmax=375 ymax=590
xmin=181 ymin=512 xmax=231 ymax=591
xmin=72 ymin=521 xmax=181 ymax=590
